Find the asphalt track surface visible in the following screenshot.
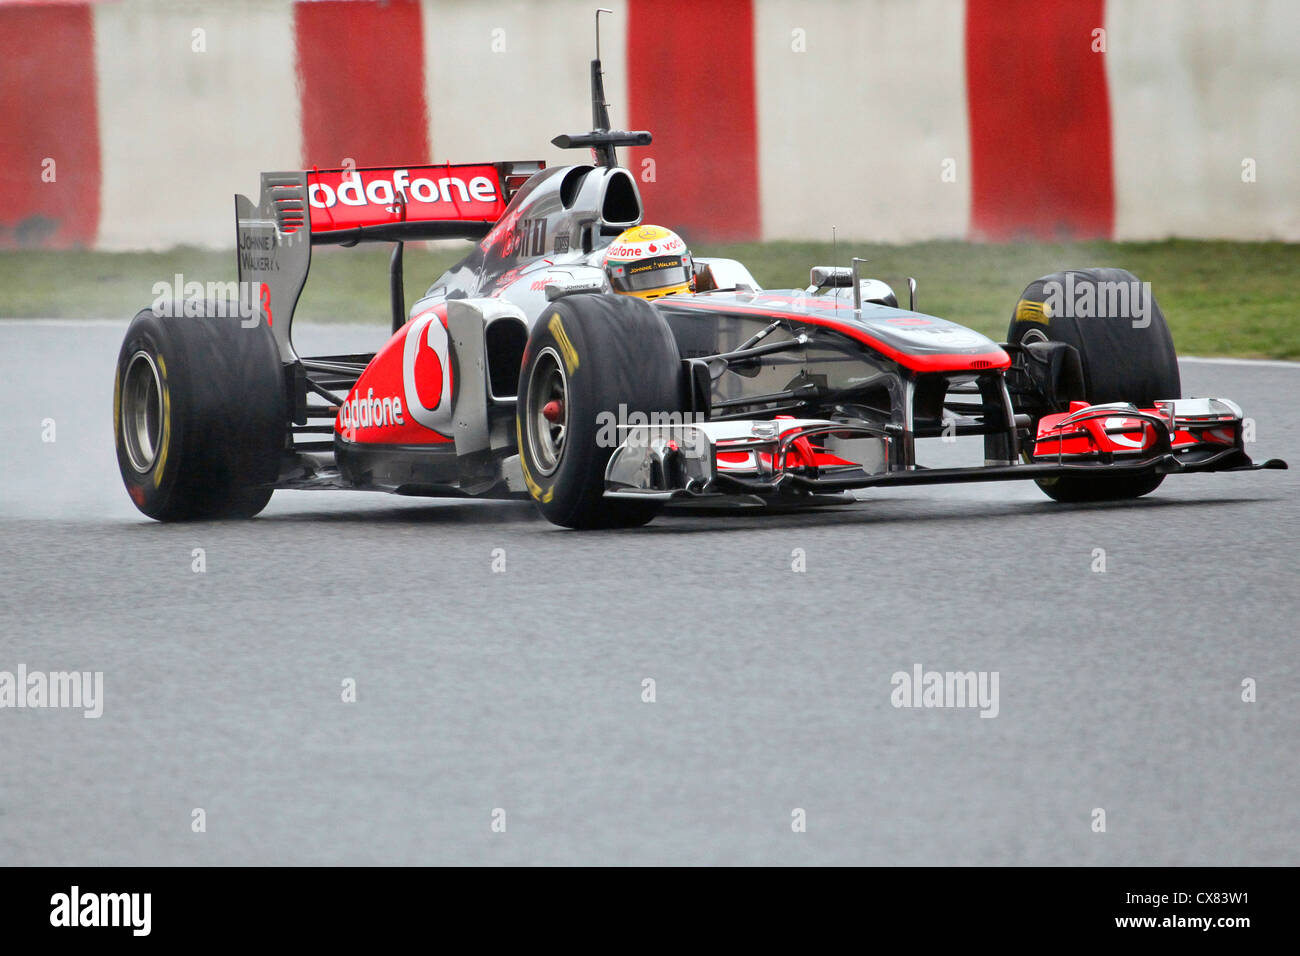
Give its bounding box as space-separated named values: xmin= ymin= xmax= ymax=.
xmin=2 ymin=320 xmax=1297 ymax=865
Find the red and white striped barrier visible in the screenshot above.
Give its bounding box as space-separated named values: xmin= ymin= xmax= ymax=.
xmin=2 ymin=0 xmax=1297 ymax=250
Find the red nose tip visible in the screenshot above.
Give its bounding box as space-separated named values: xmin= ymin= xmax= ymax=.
xmin=542 ymin=400 xmax=564 ymax=423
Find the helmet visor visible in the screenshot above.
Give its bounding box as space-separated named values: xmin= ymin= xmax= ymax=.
xmin=608 ymin=255 xmax=690 ymax=294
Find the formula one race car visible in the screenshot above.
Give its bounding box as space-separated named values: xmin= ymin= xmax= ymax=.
xmin=113 ymin=25 xmax=1285 ymax=528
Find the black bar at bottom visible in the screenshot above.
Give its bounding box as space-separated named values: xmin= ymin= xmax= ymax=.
xmin=0 ymin=866 xmax=1284 ymax=942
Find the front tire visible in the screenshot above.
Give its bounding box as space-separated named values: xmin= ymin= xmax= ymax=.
xmin=1009 ymin=268 xmax=1180 ymax=503
xmin=114 ymin=307 xmax=286 ymax=520
xmin=516 ymin=295 xmax=686 ymax=529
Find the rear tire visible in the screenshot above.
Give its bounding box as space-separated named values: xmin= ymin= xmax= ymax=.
xmin=114 ymin=307 xmax=286 ymax=520
xmin=1008 ymin=268 xmax=1180 ymax=503
xmin=516 ymin=295 xmax=686 ymax=529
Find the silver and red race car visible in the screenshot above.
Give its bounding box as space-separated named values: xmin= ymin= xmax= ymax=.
xmin=113 ymin=37 xmax=1286 ymax=529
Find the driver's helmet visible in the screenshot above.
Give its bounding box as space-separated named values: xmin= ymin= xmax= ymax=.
xmin=604 ymin=225 xmax=693 ymax=299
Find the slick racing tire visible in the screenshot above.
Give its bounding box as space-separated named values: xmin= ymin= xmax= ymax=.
xmin=114 ymin=307 xmax=286 ymax=520
xmin=1008 ymin=268 xmax=1181 ymax=503
xmin=516 ymin=294 xmax=686 ymax=529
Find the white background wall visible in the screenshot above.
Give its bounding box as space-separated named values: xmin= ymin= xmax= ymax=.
xmin=53 ymin=0 xmax=1300 ymax=247
xmin=1106 ymin=0 xmax=1300 ymax=241
xmin=755 ymin=0 xmax=971 ymax=242
xmin=94 ymin=1 xmax=303 ymax=250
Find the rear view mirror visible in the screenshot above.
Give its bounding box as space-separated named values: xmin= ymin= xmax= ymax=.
xmin=544 ymin=277 xmax=605 ymax=301
xmin=810 ymin=266 xmax=853 ymax=288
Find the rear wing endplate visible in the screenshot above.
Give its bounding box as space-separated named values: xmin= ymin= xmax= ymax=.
xmin=235 ymin=161 xmax=543 ymax=362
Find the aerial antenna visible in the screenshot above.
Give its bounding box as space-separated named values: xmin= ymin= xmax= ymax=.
xmin=550 ymin=8 xmax=651 ymax=167
xmin=592 ymin=8 xmax=612 ymax=133
xmin=595 ymin=8 xmax=609 ymax=62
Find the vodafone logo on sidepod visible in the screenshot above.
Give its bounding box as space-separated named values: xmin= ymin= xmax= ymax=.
xmin=334 ymin=310 xmax=455 ymax=442
xmin=402 ymin=312 xmax=454 ymax=432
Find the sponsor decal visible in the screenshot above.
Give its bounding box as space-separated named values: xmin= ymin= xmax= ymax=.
xmin=308 ymin=169 xmax=498 ymax=209
xmin=606 ymin=236 xmax=684 ymax=260
xmin=335 ymin=310 xmax=454 ymax=444
xmin=486 ymin=265 xmax=527 ymax=294
xmin=630 ymin=225 xmax=669 ymax=241
xmin=234 ymin=225 xmax=304 ymax=273
xmin=483 ymin=212 xmax=546 ymax=258
xmin=307 ymin=165 xmax=505 ymax=232
xmin=338 ymin=388 xmax=405 ymax=430
xmin=238 ymin=230 xmax=278 ymax=271
xmin=482 ymin=205 xmax=523 ymax=250
xmin=503 ymin=217 xmax=546 ymax=257
xmin=401 ymin=311 xmax=454 ymax=432
xmin=870 ymin=317 xmax=995 ymax=350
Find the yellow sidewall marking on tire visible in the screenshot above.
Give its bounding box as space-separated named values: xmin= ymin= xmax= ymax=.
xmin=1015 ymin=299 xmax=1051 ymax=324
xmin=548 ymin=314 xmax=579 ymax=375
xmin=112 ymin=369 xmax=121 ymax=443
xmin=516 ymin=419 xmax=553 ymax=503
xmin=154 ymin=354 xmax=171 ymax=487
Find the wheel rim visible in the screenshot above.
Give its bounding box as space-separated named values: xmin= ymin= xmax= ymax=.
xmin=1020 ymin=328 xmax=1049 ymax=346
xmin=122 ymin=350 xmax=163 ymax=473
xmin=525 ymin=347 xmax=569 ymax=476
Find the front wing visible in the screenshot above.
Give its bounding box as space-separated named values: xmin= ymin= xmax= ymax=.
xmin=604 ymin=399 xmax=1286 ymax=502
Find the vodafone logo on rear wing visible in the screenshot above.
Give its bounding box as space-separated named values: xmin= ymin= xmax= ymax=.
xmin=306 ymin=164 xmax=506 ymax=233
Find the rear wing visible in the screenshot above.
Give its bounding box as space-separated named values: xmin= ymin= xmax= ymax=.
xmin=235 ymin=161 xmax=543 ymax=362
